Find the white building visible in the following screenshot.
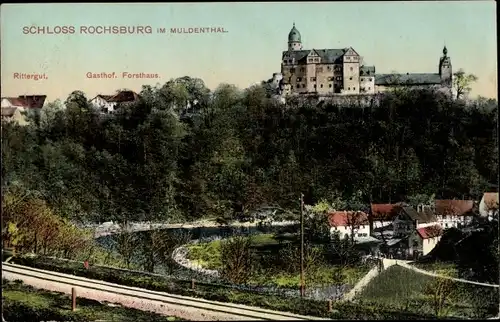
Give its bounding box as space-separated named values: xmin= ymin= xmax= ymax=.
xmin=327 ymin=211 xmax=371 ymax=240
xmin=415 ymin=225 xmax=443 ymax=256
xmin=433 ymin=200 xmax=475 ymax=229
xmin=479 ymin=193 xmax=499 ymax=218
xmin=90 ymin=95 xmax=117 ymax=114
xmin=90 ymin=90 xmax=140 ymax=114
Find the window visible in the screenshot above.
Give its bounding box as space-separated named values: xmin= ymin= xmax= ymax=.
xmin=300 ymin=68 xmax=305 ymax=72
xmin=291 ymin=85 xmax=294 ymax=89
xmin=361 ymin=87 xmax=365 ymax=91
xmin=310 ymin=77 xmax=316 ymax=81
xmin=368 ymin=87 xmax=370 ymax=90
xmin=327 ymin=77 xmax=333 ymax=81
xmin=297 ymin=77 xmax=302 ymax=82
xmin=367 ymin=71 xmax=370 ymax=75
xmin=369 ymin=78 xmax=372 ymax=81
xmin=327 ymin=66 xmax=331 ymax=71
xmin=329 ymin=84 xmax=332 ymax=88
xmin=314 ymin=84 xmax=317 ymax=89
xmin=348 ymin=87 xmax=351 ymax=90
xmin=349 ymin=77 xmax=353 ymax=80
xmin=290 ymin=68 xmax=295 ymax=73
xmin=353 ymin=87 xmax=356 ymax=90
xmin=350 ymin=67 xmax=353 ymax=71
xmin=320 ymin=84 xmax=323 ymax=88
xmin=360 ymin=71 xmax=364 ymax=76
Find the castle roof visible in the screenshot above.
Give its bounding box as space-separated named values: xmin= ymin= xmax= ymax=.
xmin=282 ymin=48 xmax=346 ymax=64
xmin=288 ymin=23 xmax=301 ymax=42
xmin=375 ymin=73 xmax=441 ymax=86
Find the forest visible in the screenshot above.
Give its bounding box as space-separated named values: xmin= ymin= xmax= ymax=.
xmin=1 ymin=77 xmax=498 ymax=225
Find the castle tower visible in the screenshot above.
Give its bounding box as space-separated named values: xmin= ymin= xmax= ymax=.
xmin=439 ymin=46 xmax=452 ymax=87
xmin=288 ymin=23 xmax=302 ymax=51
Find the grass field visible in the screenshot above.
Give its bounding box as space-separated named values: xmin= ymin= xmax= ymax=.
xmin=187 ymin=233 xmax=369 ymax=288
xmin=2 ymin=279 xmax=182 ymax=322
xmin=356 ymin=265 xmax=497 ymax=319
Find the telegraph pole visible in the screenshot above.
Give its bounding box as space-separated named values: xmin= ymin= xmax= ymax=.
xmin=300 ymin=193 xmax=305 ymax=297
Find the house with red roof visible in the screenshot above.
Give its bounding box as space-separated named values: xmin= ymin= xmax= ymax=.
xmin=1 ymin=95 xmax=46 ymax=125
xmin=411 ymin=224 xmax=443 ymax=256
xmin=433 ymin=199 xmax=475 ymax=228
xmin=327 ymin=211 xmax=370 ymax=241
xmin=90 ymin=90 xmax=140 ymax=114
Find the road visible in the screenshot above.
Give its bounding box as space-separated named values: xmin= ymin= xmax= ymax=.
xmin=2 ymin=262 xmax=329 ymax=321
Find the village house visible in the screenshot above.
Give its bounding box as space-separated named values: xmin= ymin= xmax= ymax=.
xmin=327 ymin=211 xmax=370 ymax=240
xmin=433 ymin=199 xmax=475 ymax=228
xmin=393 ymin=205 xmax=440 ymax=237
xmin=369 ymin=203 xmax=406 ymax=240
xmin=90 ymin=90 xmax=141 ymax=114
xmin=407 ymin=224 xmax=443 ymax=258
xmin=382 ymin=205 xmax=442 ymax=259
xmin=479 ymin=192 xmax=499 ymax=218
xmin=1 ymin=95 xmax=46 ymax=125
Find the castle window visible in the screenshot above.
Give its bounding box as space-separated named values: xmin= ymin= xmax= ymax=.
xmin=368 ymin=87 xmax=371 ymax=90
xmin=353 ymin=87 xmax=356 ymax=90
xmin=314 ymin=84 xmax=317 ymax=88
xmin=348 ymin=87 xmax=351 ymax=90
xmin=329 ymin=84 xmax=332 ymax=88
xmin=297 ymin=77 xmax=302 ymax=82
xmin=367 ymin=71 xmax=370 ymax=75
xmin=291 ymin=85 xmax=294 ymax=89
xmin=320 ymin=84 xmax=323 ymax=88
xmin=327 ymin=77 xmax=333 ymax=81
xmin=369 ymin=78 xmax=373 ymax=81
xmin=310 ymin=77 xmax=316 ymax=81
xmin=350 ymin=77 xmax=353 ymax=80
xmin=327 ymin=66 xmax=331 ymax=70
xmin=360 ymin=71 xmax=364 ymax=76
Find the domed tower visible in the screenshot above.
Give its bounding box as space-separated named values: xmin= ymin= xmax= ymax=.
xmin=439 ymin=46 xmax=452 ymax=87
xmin=288 ymin=23 xmax=302 ymax=51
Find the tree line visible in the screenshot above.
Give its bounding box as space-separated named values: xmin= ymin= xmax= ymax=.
xmin=1 ymin=76 xmax=498 ymax=225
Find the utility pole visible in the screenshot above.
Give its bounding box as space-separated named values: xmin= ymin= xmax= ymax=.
xmin=300 ymin=192 xmax=305 ymax=297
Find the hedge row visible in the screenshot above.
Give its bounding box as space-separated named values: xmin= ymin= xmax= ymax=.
xmin=11 ymin=256 xmax=460 ymax=320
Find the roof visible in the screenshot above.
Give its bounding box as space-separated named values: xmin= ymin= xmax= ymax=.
xmin=328 ymin=211 xmax=369 ymax=227
xmin=93 ymin=91 xmax=140 ymax=103
xmin=375 ymin=73 xmax=441 ymax=86
xmin=360 ymin=66 xmax=376 ymax=76
xmin=392 ymin=205 xmax=438 ymax=223
xmin=435 ymin=200 xmax=474 ymax=216
xmin=288 ymin=24 xmax=301 ymax=42
xmin=416 ymin=225 xmax=443 ymax=239
xmin=282 ymin=48 xmax=346 ymax=64
xmin=370 ymin=203 xmax=403 ymax=221
xmin=1 ymin=107 xmax=17 ymax=117
xmin=108 ymin=91 xmax=140 ymax=103
xmin=1 ymin=95 xmax=46 ymax=109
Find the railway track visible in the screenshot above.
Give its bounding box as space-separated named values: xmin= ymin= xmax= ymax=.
xmin=2 ymin=262 xmax=329 ymax=321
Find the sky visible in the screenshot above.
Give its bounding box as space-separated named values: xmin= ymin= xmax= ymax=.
xmin=1 ymin=2 xmax=497 ymax=103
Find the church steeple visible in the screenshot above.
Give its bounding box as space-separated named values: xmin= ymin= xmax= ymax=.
xmin=439 ymin=46 xmax=452 ymax=87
